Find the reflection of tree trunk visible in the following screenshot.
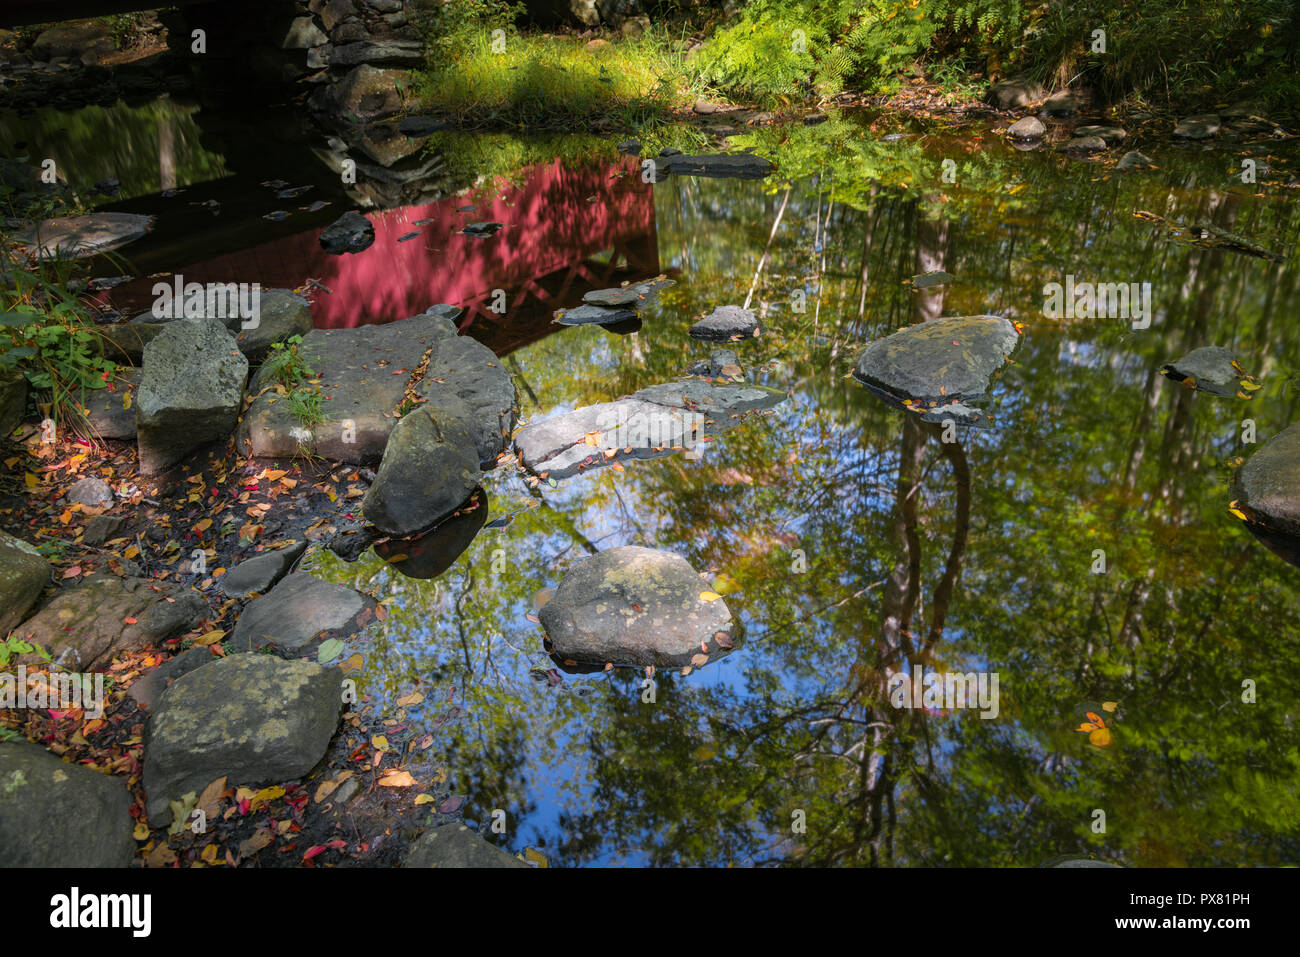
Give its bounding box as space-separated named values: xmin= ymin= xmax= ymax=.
xmin=913 ymin=209 xmax=950 ymax=322
xmin=158 ymin=114 xmax=176 ymax=192
xmin=922 ymin=428 xmax=971 ymax=653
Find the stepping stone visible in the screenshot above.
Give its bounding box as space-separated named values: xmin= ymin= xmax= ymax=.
xmin=1173 ymin=114 xmax=1221 ymax=139
xmin=583 ymin=287 xmax=641 ymax=307
xmin=82 ymin=514 xmax=126 ymax=546
xmin=143 ymin=654 xmax=345 ymax=825
xmin=853 ymin=316 xmax=1021 ymax=405
xmin=233 ymin=289 xmax=314 ymax=363
xmin=405 ymin=823 xmax=527 ymax=868
xmin=689 ymin=305 xmax=760 ymax=341
xmin=554 ymin=304 xmax=638 ymax=326
xmin=987 ymin=77 xmax=1044 ymax=110
xmin=1006 ymin=116 xmax=1045 ymax=139
xmin=362 ymin=404 xmax=481 ymax=536
xmin=319 ymin=211 xmax=375 ymax=254
xmin=239 ymin=310 xmax=517 ymax=467
xmin=1116 ymin=150 xmax=1154 ymax=172
xmin=1063 ymin=135 xmax=1108 ymax=153
xmin=1159 ymin=346 xmax=1252 ymax=397
xmin=655 ymin=153 xmax=774 ymax=180
xmin=1232 ymin=422 xmax=1300 ymax=566
xmin=373 ymin=490 xmax=487 ymax=580
xmin=83 ymin=368 xmax=140 ymax=439
xmin=461 ymin=222 xmax=503 ymax=238
xmin=219 ymin=541 xmax=307 ymax=598
xmin=911 ymin=270 xmax=954 ymax=288
xmin=687 ymin=349 xmax=743 ymax=379
xmin=538 ymin=545 xmax=739 ymax=669
xmin=228 ymin=572 xmax=371 ymax=655
xmin=1074 ymin=124 xmax=1126 ymax=144
xmin=0 ymin=740 xmax=135 ymax=867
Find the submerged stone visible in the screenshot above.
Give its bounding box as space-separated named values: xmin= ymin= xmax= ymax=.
xmin=17 ymin=212 xmax=152 ymax=261
xmin=1006 ymin=116 xmax=1045 ymax=140
xmin=1173 ymin=114 xmax=1221 ymax=139
xmin=319 ymin=211 xmax=375 ymax=254
xmin=656 ymin=153 xmax=774 ymax=179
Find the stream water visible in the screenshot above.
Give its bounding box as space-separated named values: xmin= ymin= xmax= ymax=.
xmin=5 ymin=96 xmax=1299 ymax=866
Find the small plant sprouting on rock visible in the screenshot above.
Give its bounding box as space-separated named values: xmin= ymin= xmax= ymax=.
xmin=263 ymin=334 xmax=315 ymax=390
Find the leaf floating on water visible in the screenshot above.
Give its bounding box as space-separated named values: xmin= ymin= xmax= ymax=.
xmin=438 ymin=795 xmax=464 ymax=814
xmin=1101 ymin=701 xmax=1118 ymax=712
xmin=277 ymin=185 xmax=312 ymax=199
xmin=1239 ymin=380 xmax=1263 ymax=391
xmin=714 ymin=631 xmax=735 ymax=649
xmin=690 ymin=653 xmax=709 ymax=667
xmin=262 ymin=179 xmax=289 ymax=189
xmin=379 ymin=769 xmax=415 ymax=788
xmin=699 ymin=591 xmax=722 ymax=602
xmin=263 ymin=210 xmax=290 ymax=221
xmin=317 ymin=638 xmax=345 ymax=663
xmin=397 ymin=231 xmax=421 ymax=242
xmin=300 ymin=200 xmax=330 ymax=212
xmin=522 ymin=846 xmax=549 ymax=868
xmin=414 ymin=793 xmax=436 ymax=805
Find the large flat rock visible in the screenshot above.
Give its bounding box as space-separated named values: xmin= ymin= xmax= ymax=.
xmin=14 ymin=573 xmax=208 ymax=671
xmin=538 ymin=545 xmax=738 ymax=669
xmin=17 ymin=213 xmax=152 ymax=261
xmin=405 ymin=824 xmax=527 ymax=868
xmin=516 ymin=379 xmax=785 ymax=480
xmin=853 ymin=315 xmax=1021 ymax=404
xmin=239 ymin=311 xmax=517 ymax=467
xmin=0 ymin=741 xmax=136 ymax=867
xmin=143 ymin=654 xmax=344 ymax=825
xmin=1233 ymin=422 xmax=1300 ymax=552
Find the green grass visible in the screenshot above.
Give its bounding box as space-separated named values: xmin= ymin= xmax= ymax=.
xmin=414 ymin=26 xmax=710 ymax=132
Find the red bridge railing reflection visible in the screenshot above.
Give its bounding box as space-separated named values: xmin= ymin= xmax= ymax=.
xmin=103 ymin=155 xmax=659 ymax=357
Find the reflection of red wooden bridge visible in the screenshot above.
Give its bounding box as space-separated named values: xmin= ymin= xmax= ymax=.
xmin=102 ymin=155 xmax=659 ymax=357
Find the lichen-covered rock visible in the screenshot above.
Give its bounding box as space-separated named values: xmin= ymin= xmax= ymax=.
xmin=538 ymin=545 xmax=738 ymax=669
xmin=0 ymin=740 xmax=135 ymax=867
xmin=14 ymin=574 xmax=207 ymax=671
xmin=136 ymin=318 xmax=248 ymax=474
xmin=143 ymin=654 xmax=344 ymax=825
xmin=233 ymin=289 xmax=314 ymax=362
xmin=0 ymin=531 xmax=49 ymax=636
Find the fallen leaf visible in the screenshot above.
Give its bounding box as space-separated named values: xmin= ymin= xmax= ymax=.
xmin=379 ymin=769 xmax=416 ymax=788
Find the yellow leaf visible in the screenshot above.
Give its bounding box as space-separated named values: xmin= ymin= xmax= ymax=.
xmin=248 ymin=785 xmax=285 ymax=813
xmin=523 ymin=846 xmax=549 ymax=868
xmin=699 ymin=591 xmax=722 ymax=602
xmin=192 ymin=630 xmax=225 ymax=645
xmin=414 ymin=793 xmax=437 ymax=805
xmin=24 ymin=472 xmax=39 ymax=488
xmin=124 ymin=545 xmax=140 ymax=559
xmin=201 ymin=843 xmax=220 ymax=865
xmin=395 ymin=691 xmax=424 ymax=708
xmin=1101 ymin=701 xmax=1118 ymax=712
xmin=378 ymin=769 xmax=415 ymax=788
xmin=122 ymin=392 xmax=132 ymax=410
xmin=1228 ymin=506 xmax=1249 ymax=521
xmin=340 ymin=653 xmax=364 ymax=673
xmin=1089 ymin=727 xmax=1112 ymax=747
xmin=1239 ymin=379 xmax=1263 ymax=391
xmin=371 ymin=734 xmax=390 ymax=751
xmin=132 ymin=821 xmax=150 ymax=841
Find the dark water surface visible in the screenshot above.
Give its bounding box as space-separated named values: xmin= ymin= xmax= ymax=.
xmin=6 ymin=99 xmax=1299 ymax=866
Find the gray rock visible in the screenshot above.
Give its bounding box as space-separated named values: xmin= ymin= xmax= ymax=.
xmin=1006 ymin=116 xmax=1045 ymax=140
xmin=1233 ymin=423 xmax=1300 ymax=547
xmin=127 ymin=647 xmax=213 ymax=709
xmin=1159 ymin=346 xmax=1245 ymax=396
xmin=82 ymin=514 xmax=126 ymax=547
xmin=988 ymin=77 xmax=1044 ymax=110
xmin=312 ymin=0 xmax=357 ymax=32
xmin=516 ymin=380 xmax=784 ymax=479
xmin=219 ymin=541 xmax=307 ymax=598
xmin=143 ymin=654 xmax=344 ymax=824
xmin=17 ymin=213 xmax=152 ymax=261
xmin=0 ymin=740 xmax=135 ymax=867
xmin=239 ymin=311 xmax=517 ymax=467
xmin=689 ymin=305 xmax=760 ymax=341
xmin=319 ymin=211 xmax=375 ymax=254
xmin=912 ymin=270 xmax=953 ymax=288
xmin=1116 ymin=150 xmax=1154 ymax=172
xmin=371 ymin=489 xmax=487 ymax=579
xmin=234 ymin=289 xmax=314 ymax=363
xmin=1173 ymin=114 xmax=1221 ymax=139
xmin=687 ymin=349 xmax=742 ymax=378
xmin=330 ymin=40 xmax=424 ymax=67
xmin=67 ymin=476 xmax=113 ymax=508
xmin=462 ymin=222 xmax=502 ymax=238
xmin=656 ymin=153 xmax=774 ymax=180
xmin=283 ymin=16 xmax=328 ymax=49
xmin=405 ymin=823 xmax=527 ymax=868
xmin=136 ymin=318 xmax=249 ymax=474
xmin=228 ymin=572 xmax=369 ymax=654
xmin=582 ymin=287 xmax=641 ymax=307
xmin=14 ymin=574 xmax=207 ymax=672
xmin=98 ymin=323 xmax=166 ymax=364
xmin=1064 ymin=135 xmax=1108 ymax=153
xmin=1041 ymin=90 xmax=1080 ymax=117
xmin=362 ymin=405 xmax=482 ymax=536
xmin=0 ymin=531 xmax=49 ymax=636
xmin=83 ymin=367 xmax=139 ymax=439
xmin=1074 ymin=124 xmax=1126 ymax=144
xmin=853 ymin=315 xmax=1021 ymax=404
xmin=0 ymin=368 xmax=26 ymax=436
xmin=398 ymin=114 xmax=449 ymax=136
xmin=539 ymin=545 xmax=738 ymax=668
xmin=363 ymin=0 xmax=403 ymax=11
xmin=308 ymin=64 xmax=409 ymax=123
xmin=554 ymin=303 xmax=638 ymax=326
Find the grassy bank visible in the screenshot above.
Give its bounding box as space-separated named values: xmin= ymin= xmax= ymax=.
xmin=413 ymin=0 xmax=1300 ymax=129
